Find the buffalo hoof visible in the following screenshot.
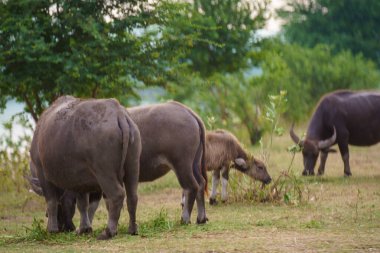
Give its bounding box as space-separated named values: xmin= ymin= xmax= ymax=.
xmin=60 ymin=223 xmax=76 ymax=232
xmin=302 ymin=170 xmax=315 ymax=176
xmin=127 ymin=224 xmax=138 ymax=235
xmin=209 ymin=198 xmax=218 ymax=205
xmin=344 ymin=172 xmax=352 ymax=177
xmin=97 ymin=228 xmax=115 ymax=240
xmin=196 ymin=217 xmax=208 ymax=224
xmin=180 ymin=218 xmax=191 ymax=225
xmin=77 ymin=227 xmax=93 ymax=235
xmin=48 ymin=228 xmax=60 ymax=234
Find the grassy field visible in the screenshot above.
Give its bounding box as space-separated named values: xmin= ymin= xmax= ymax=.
xmin=0 ymin=132 xmax=379 ymax=252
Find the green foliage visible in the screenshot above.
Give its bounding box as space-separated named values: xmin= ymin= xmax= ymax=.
xmin=261 ymin=90 xmax=287 ymax=163
xmin=24 ymin=218 xmax=48 ymax=242
xmin=184 ymin=0 xmax=269 ymax=77
xmin=166 ymin=72 xmax=264 ymax=145
xmin=163 ymin=0 xmax=269 ymax=144
xmin=0 ymin=0 xmax=198 ymax=121
xmin=303 ymin=219 xmax=324 ymax=229
xmin=138 ymin=209 xmax=175 ymax=237
xmin=253 ymin=40 xmax=380 ymax=120
xmin=279 ymin=0 xmax=380 ymax=67
xmin=0 ymin=113 xmax=32 ymax=193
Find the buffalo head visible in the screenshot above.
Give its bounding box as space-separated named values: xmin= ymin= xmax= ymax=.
xmin=290 ymin=125 xmax=336 ymax=176
xmin=234 ymin=156 xmax=272 ymax=184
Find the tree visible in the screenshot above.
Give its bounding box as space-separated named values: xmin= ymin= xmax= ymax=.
xmin=163 ymin=0 xmax=269 ymax=144
xmin=0 ymin=0 xmax=193 ymax=122
xmin=252 ymin=39 xmax=380 ymax=120
xmin=279 ymin=0 xmax=380 ymax=67
xmin=188 ymin=0 xmax=268 ymax=77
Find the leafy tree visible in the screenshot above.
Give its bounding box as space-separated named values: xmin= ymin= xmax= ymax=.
xmin=253 ymin=40 xmax=380 ymax=120
xmin=163 ymin=0 xmax=269 ymax=144
xmin=187 ymin=0 xmax=268 ymax=77
xmin=0 ymin=0 xmax=193 ymax=122
xmin=279 ymin=0 xmax=380 ymax=67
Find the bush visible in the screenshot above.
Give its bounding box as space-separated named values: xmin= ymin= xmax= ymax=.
xmin=253 ymin=40 xmax=380 ymax=121
xmin=228 ymin=91 xmax=307 ymax=205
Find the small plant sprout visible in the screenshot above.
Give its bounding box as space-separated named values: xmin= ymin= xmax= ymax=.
xmin=262 ymin=90 xmax=288 ymax=164
xmin=24 ymin=218 xmax=48 ymax=241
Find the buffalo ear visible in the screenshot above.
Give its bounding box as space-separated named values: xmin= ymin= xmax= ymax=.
xmin=234 ymin=158 xmax=247 ymax=169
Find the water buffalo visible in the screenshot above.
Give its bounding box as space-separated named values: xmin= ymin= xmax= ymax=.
xmin=206 ymin=130 xmax=271 ymax=205
xmin=128 ymin=101 xmax=208 ymax=224
xmin=290 ymin=90 xmax=380 ymax=176
xmin=30 ymin=96 xmax=141 ymax=240
xmin=29 ymin=101 xmax=208 ymax=229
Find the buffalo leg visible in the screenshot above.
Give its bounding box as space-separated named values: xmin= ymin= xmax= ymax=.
xmin=124 ymin=155 xmax=139 ymax=235
xmin=58 ymin=191 xmax=76 ymax=232
xmin=317 ymin=151 xmax=329 ymax=175
xmin=209 ymin=169 xmax=221 ymax=205
xmin=94 ymin=168 xmax=125 ymax=240
xmin=195 ymin=172 xmax=207 ymax=224
xmin=221 ymin=166 xmax=229 ymax=203
xmin=76 ymin=193 xmax=93 ymax=234
xmin=97 ymin=186 xmax=125 ymax=240
xmin=88 ymin=192 xmax=102 ymax=224
xmin=44 ymin=182 xmax=60 ymax=233
xmin=338 ymin=141 xmax=351 ymax=176
xmin=175 ymin=166 xmax=199 ymax=224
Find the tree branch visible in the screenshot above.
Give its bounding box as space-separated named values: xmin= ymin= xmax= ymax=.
xmin=92 ymin=84 xmax=99 ymax=98
xmin=23 ymin=95 xmax=39 ymax=123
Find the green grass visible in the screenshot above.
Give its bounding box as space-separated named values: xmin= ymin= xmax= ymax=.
xmin=1 ymin=133 xmax=380 ymax=252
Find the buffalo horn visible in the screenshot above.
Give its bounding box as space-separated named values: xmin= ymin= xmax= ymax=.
xmin=290 ymin=123 xmax=303 ymax=146
xmin=318 ymin=126 xmax=336 ymax=150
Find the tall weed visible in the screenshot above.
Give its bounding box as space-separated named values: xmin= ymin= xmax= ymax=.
xmin=0 ymin=113 xmax=33 ymax=192
xmin=228 ymin=91 xmax=307 ymax=205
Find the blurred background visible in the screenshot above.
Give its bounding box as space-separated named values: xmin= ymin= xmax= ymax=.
xmin=1 ymin=0 xmax=380 ymax=190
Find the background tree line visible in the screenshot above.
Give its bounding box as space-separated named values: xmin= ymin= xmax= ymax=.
xmin=1 ymin=0 xmax=380 ymax=145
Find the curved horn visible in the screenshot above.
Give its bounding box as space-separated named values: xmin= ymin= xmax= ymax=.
xmin=290 ymin=123 xmax=302 ymax=146
xmin=318 ymin=126 xmax=337 ymax=150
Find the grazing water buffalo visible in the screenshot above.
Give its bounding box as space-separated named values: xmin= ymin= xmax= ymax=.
xmin=290 ymin=90 xmax=380 ymax=176
xmin=128 ymin=101 xmax=208 ymax=224
xmin=206 ymin=130 xmax=271 ymax=205
xmin=30 ymin=96 xmax=141 ymax=240
xmin=29 ymin=101 xmax=208 ymax=228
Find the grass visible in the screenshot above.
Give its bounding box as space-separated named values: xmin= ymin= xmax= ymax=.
xmin=0 ymin=132 xmax=380 ymax=252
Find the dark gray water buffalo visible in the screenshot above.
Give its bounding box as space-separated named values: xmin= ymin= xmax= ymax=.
xmin=206 ymin=130 xmax=271 ymax=205
xmin=29 ymin=101 xmax=208 ymax=228
xmin=128 ymin=101 xmax=208 ymax=224
xmin=30 ymin=96 xmax=141 ymax=240
xmin=290 ymin=90 xmax=380 ymax=176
